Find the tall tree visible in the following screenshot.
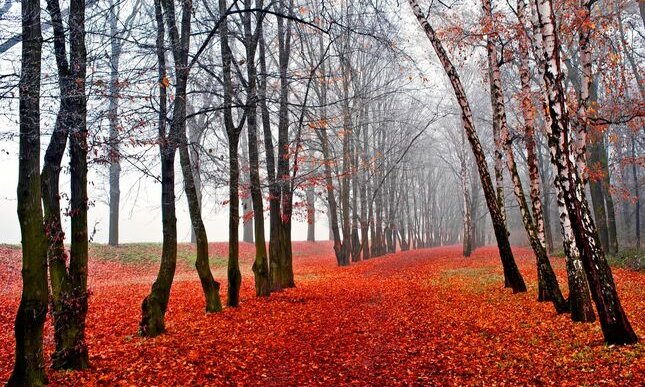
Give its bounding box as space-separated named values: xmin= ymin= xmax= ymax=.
xmin=242 ymin=0 xmax=270 ymax=297
xmin=163 ymin=0 xmax=223 ymax=313
xmin=106 ymin=0 xmax=140 ymax=247
xmin=8 ymin=0 xmax=48 ymax=383
xmin=140 ymin=0 xmax=179 ymax=336
xmin=267 ymin=0 xmax=296 ymax=289
xmin=221 ymin=0 xmax=243 ymax=306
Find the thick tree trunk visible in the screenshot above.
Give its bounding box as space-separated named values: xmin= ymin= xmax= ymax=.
xmin=8 ymin=1 xmax=48 ymax=383
xmin=409 ymin=0 xmax=526 ymax=292
xmin=532 ymin=0 xmax=637 ymax=344
xmin=270 ymin=0 xmax=295 ymax=289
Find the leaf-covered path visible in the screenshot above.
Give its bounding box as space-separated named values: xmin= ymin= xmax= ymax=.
xmin=1 ymin=243 xmax=643 ymax=385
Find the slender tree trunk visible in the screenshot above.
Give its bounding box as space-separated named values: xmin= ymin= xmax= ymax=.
xmin=633 ymin=136 xmax=640 ymax=249
xmin=536 ymin=140 xmax=555 ymax=253
xmin=240 ymin=128 xmax=254 ymax=244
xmin=187 ymin=103 xmax=205 ymax=245
xmin=258 ymin=23 xmax=287 ymax=286
xmin=220 ymin=0 xmax=242 ymax=306
xmin=306 ymin=187 xmax=316 ymax=242
xmin=600 ymin=139 xmax=618 ymax=253
xmin=339 ymin=48 xmax=353 ymax=264
xmin=108 ymin=0 xmax=121 ymax=247
xmin=9 ymin=0 xmax=48 ymax=383
xmin=409 ymin=0 xmax=526 ymax=292
xmin=360 ymin=105 xmax=370 ymax=259
xmin=460 ymin=128 xmax=473 ymax=257
xmin=589 ymin=141 xmax=609 ymax=252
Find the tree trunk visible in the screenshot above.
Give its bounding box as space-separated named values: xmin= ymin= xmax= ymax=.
xmin=220 ymin=0 xmax=242 ymax=306
xmin=107 ymin=0 xmax=121 ymax=247
xmin=243 ymin=1 xmax=270 ymax=297
xmin=409 ymin=0 xmax=526 ymax=292
xmin=8 ymin=0 xmax=49 ymax=383
xmin=633 ymin=136 xmax=640 ymax=249
xmin=270 ymin=0 xmax=295 ymax=289
xmin=140 ymin=0 xmax=178 ymax=336
xmin=360 ymin=105 xmax=370 ymax=259
xmin=460 ymin=128 xmax=473 ymax=257
xmin=306 ymin=187 xmax=316 ymax=242
xmin=240 ymin=127 xmax=254 ymax=244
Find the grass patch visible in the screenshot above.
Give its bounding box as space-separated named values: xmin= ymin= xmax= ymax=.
xmin=438 ymin=267 xmax=503 ymax=293
xmin=90 ymin=243 xmax=162 ymax=265
xmin=606 ymin=249 xmax=643 ymax=272
xmin=551 ymin=248 xmax=643 ymax=272
xmin=89 ymin=243 xmax=227 ymax=267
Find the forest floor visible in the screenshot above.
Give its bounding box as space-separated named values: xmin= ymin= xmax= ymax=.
xmin=0 ymin=242 xmax=643 ymax=386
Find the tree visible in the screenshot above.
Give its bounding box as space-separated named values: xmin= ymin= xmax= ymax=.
xmin=241 ymin=0 xmax=270 ymax=297
xmin=8 ymin=0 xmax=48 ymax=383
xmin=221 ymin=0 xmax=244 ymax=306
xmin=140 ymin=0 xmax=179 ymax=336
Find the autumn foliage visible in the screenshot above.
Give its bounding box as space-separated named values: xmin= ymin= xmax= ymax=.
xmin=0 ymin=243 xmax=642 ymax=385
